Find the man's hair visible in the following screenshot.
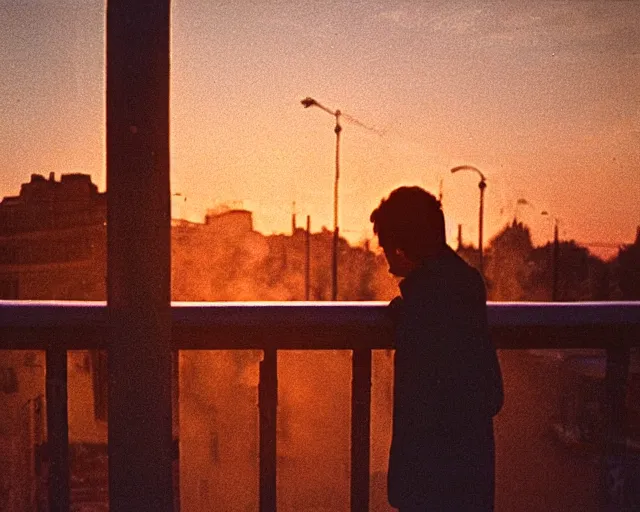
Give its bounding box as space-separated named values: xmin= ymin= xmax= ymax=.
xmin=370 ymin=186 xmax=446 ymax=260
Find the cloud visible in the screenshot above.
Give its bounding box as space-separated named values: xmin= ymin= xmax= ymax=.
xmin=377 ymin=8 xmax=410 ymax=26
xmin=480 ymin=3 xmax=640 ymax=54
xmin=428 ymin=7 xmax=483 ymax=35
xmin=374 ymin=3 xmax=640 ymax=56
xmin=376 ymin=4 xmax=484 ymax=35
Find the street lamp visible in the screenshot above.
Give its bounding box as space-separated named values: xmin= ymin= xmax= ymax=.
xmin=451 ymin=165 xmax=487 ymax=276
xmin=301 ymin=96 xmax=342 ymax=301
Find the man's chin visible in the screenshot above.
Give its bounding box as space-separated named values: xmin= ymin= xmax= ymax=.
xmin=389 ymin=267 xmax=407 ymax=278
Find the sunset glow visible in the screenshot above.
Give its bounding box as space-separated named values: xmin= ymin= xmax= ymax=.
xmin=1 ymin=1 xmax=638 ymax=250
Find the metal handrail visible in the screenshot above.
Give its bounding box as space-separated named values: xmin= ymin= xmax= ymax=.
xmin=1 ymin=301 xmax=639 ymax=349
xmin=1 ymin=301 xmax=639 ymax=512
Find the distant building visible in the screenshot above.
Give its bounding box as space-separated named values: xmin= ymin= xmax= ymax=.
xmin=204 ymin=208 xmax=253 ymax=239
xmin=0 ymin=173 xmax=108 ymax=510
xmin=0 ymin=173 xmax=107 ymax=300
xmin=0 ymin=172 xmax=106 ymax=235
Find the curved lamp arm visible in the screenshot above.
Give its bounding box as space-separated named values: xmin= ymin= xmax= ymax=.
xmin=451 ymin=165 xmax=486 ymax=184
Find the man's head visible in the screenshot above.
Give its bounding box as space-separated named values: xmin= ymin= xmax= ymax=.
xmin=370 ymin=186 xmax=446 ymax=277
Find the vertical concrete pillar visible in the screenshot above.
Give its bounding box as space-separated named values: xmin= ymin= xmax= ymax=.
xmin=106 ymin=1 xmax=173 ymax=510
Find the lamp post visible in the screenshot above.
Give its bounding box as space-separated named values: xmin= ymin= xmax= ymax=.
xmin=541 ymin=211 xmax=560 ymax=301
xmin=451 ymin=165 xmax=487 ymax=276
xmin=301 ymin=97 xmax=342 ymax=301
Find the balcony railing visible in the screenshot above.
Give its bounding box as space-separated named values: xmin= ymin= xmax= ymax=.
xmin=1 ymin=300 xmax=639 ymax=511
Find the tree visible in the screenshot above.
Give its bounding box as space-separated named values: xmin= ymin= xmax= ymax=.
xmin=527 ymin=240 xmax=608 ymax=301
xmin=615 ymin=227 xmax=640 ymax=300
xmin=456 ymin=244 xmax=481 ymax=273
xmin=484 ymin=220 xmax=534 ymax=301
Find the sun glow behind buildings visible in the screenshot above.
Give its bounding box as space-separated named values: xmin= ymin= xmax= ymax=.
xmin=0 ymin=1 xmax=638 ymax=248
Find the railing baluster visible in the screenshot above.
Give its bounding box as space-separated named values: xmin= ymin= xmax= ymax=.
xmin=173 ymin=351 xmax=181 ymax=512
xmin=259 ymin=348 xmax=278 ymax=512
xmin=603 ymin=343 xmax=631 ymax=509
xmin=46 ymin=345 xmax=69 ymax=512
xmin=351 ymin=348 xmax=372 ymax=512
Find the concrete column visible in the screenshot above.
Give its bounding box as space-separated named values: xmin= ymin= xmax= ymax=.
xmin=106 ymin=1 xmax=173 ymax=510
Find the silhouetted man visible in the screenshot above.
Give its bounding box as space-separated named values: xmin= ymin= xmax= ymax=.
xmin=370 ymin=186 xmax=503 ymax=511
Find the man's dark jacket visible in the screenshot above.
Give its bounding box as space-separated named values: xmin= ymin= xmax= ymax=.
xmin=388 ymin=246 xmax=504 ymax=510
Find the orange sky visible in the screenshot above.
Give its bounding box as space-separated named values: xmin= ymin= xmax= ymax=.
xmin=1 ymin=1 xmax=638 ymax=252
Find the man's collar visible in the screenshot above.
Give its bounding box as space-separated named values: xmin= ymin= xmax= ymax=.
xmin=399 ymin=245 xmax=455 ymax=299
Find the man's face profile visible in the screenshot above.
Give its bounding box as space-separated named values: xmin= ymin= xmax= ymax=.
xmin=383 ymin=246 xmax=414 ymax=278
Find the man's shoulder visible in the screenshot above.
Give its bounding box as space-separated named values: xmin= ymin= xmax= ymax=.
xmin=439 ymin=249 xmax=484 ymax=286
xmin=401 ymin=247 xmax=485 ymax=302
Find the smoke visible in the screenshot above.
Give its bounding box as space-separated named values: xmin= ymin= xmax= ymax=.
xmin=172 ymin=219 xmax=396 ymax=510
